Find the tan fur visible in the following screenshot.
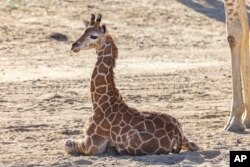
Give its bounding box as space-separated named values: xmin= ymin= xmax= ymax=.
xmin=224 ymin=0 xmax=250 ymax=131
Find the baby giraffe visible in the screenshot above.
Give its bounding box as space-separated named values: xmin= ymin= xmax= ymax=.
xmin=65 ymin=14 xmax=199 ymax=156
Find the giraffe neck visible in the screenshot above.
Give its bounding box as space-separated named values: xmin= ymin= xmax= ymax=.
xmin=91 ymin=35 xmax=122 ymax=107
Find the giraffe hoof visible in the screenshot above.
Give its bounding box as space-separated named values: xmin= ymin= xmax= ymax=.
xmin=64 ymin=139 xmax=79 ymax=155
xmin=225 ymin=123 xmax=245 ymax=132
xmin=243 ymin=120 xmax=250 ymax=128
xmin=188 ymin=142 xmax=200 ymax=151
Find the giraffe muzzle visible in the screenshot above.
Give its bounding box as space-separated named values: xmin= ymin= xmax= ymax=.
xmin=71 ymin=42 xmax=81 ymax=52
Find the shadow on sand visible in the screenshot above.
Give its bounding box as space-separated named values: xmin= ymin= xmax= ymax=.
xmin=177 ymin=0 xmax=250 ymax=23
xmin=70 ymin=150 xmax=221 ymax=166
xmin=118 ymin=150 xmax=221 ymax=166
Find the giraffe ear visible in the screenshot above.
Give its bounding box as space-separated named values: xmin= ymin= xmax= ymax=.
xmin=83 ymin=20 xmax=89 ymax=28
xmin=101 ymin=24 xmax=108 ymax=34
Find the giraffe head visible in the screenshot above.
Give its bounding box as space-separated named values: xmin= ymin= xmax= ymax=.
xmin=71 ymin=14 xmax=108 ymax=52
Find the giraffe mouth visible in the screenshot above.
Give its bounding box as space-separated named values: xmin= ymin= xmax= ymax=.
xmin=71 ymin=48 xmax=80 ymax=53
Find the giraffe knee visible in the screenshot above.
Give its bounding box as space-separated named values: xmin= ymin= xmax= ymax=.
xmin=227 ymin=35 xmax=235 ymax=43
xmin=227 ymin=35 xmax=236 ymax=48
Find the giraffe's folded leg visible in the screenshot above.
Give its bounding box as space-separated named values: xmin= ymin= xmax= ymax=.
xmin=64 ymin=139 xmax=81 ymax=155
xmin=65 ymin=135 xmax=108 ymax=156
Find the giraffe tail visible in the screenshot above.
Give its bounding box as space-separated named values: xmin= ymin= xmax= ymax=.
xmin=171 ymin=134 xmax=182 ymax=153
xmin=181 ymin=135 xmax=200 ymax=151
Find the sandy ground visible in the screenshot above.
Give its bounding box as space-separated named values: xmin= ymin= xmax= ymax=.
xmin=1 ymin=0 xmax=250 ymax=166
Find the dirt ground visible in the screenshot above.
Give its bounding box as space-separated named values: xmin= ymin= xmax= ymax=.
xmin=1 ymin=0 xmax=250 ymax=166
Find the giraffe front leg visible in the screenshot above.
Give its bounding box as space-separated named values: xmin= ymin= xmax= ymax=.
xmin=224 ymin=0 xmax=249 ymax=131
xmin=224 ymin=25 xmax=245 ymax=131
xmin=64 ymin=134 xmax=108 ymax=155
xmin=224 ymin=34 xmax=245 ymax=131
xmin=64 ymin=139 xmax=82 ymax=155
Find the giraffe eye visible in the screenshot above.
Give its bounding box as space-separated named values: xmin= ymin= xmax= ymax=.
xmin=90 ymin=35 xmax=98 ymax=39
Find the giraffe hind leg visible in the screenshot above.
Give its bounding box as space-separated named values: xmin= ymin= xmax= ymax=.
xmin=106 ymin=142 xmax=121 ymax=155
xmin=181 ymin=136 xmax=199 ymax=152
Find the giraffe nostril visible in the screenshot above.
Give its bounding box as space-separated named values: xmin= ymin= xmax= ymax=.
xmin=71 ymin=42 xmax=81 ymax=52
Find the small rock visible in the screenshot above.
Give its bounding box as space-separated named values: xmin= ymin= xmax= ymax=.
xmin=207 ymin=134 xmax=213 ymax=138
xmin=236 ymin=139 xmax=241 ymax=144
xmin=216 ymin=141 xmax=222 ymax=145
